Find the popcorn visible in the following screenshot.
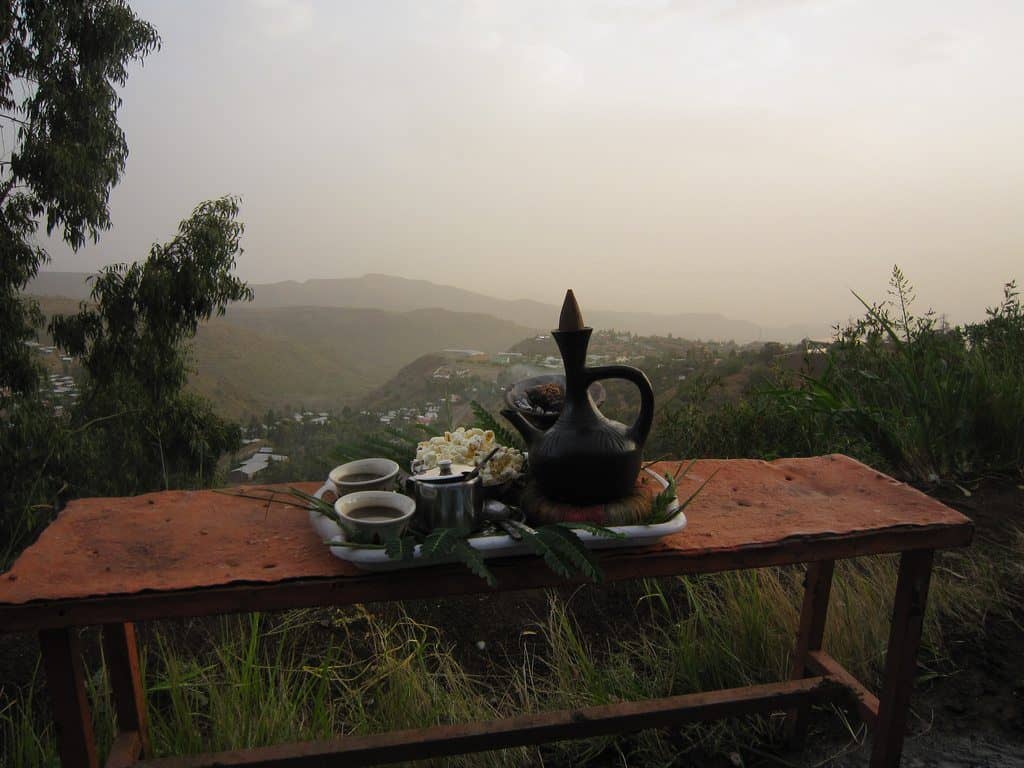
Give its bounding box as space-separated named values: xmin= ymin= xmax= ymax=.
xmin=415 ymin=427 xmax=524 ymax=486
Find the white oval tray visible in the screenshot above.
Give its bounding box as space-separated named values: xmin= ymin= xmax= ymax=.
xmin=309 ymin=468 xmax=685 ymax=572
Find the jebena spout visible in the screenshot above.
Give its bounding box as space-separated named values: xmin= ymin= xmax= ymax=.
xmin=500 ymin=408 xmax=543 ymax=449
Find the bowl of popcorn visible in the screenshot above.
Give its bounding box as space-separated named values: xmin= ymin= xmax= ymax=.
xmin=414 ymin=427 xmax=525 ymax=488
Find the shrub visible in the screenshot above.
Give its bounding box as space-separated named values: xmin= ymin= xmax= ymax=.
xmin=780 ymin=268 xmax=1024 ymax=482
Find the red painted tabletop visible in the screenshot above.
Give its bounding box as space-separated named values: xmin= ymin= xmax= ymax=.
xmin=0 ymin=455 xmax=971 ymax=610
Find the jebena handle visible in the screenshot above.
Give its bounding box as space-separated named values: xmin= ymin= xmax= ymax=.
xmin=585 ymin=364 xmax=655 ymax=443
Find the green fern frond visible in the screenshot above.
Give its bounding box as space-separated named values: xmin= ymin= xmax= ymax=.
xmin=507 ymin=520 xmax=573 ymax=579
xmin=470 ymin=400 xmax=523 ymax=450
xmin=419 ymin=527 xmax=465 ymax=559
xmin=415 ymin=528 xmax=496 ymax=585
xmin=413 ymin=423 xmax=443 ymax=438
xmin=539 ymin=525 xmax=603 ymax=583
xmin=449 ymin=539 xmax=496 ymax=586
xmin=384 ymin=535 xmax=418 ymax=562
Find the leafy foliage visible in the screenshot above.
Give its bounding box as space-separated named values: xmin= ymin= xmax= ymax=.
xmin=0 ymin=3 xmax=247 ymax=566
xmin=649 ymin=268 xmax=1023 ymax=484
xmin=647 ymin=468 xmax=683 ymax=524
xmin=537 ymin=525 xmax=605 ymax=583
xmin=2 ymin=199 xmax=252 ymax=562
xmin=51 ymin=197 xmax=252 ymax=399
xmin=384 ymin=535 xmax=417 ymax=562
xmin=445 ymin=539 xmax=496 ymax=586
xmin=648 ymin=371 xmax=855 ymax=464
xmin=44 ymin=197 xmax=252 ymax=495
xmin=304 ymin=501 xmax=625 ymax=587
xmin=469 ymin=400 xmax=524 ymax=451
xmin=419 ymin=529 xmax=494 ymax=585
xmin=370 ymin=528 xmax=497 ymax=586
xmin=502 ymin=520 xmax=621 ymax=584
xmin=0 ymin=0 xmax=159 ymax=401
xmin=504 ymin=520 xmax=571 ymax=579
xmin=0 ymin=397 xmax=71 ymax=565
xmin=331 ymin=423 xmax=437 ymax=467
xmin=776 ymin=268 xmax=1024 ymax=482
xmin=417 ymin=527 xmax=467 ymax=560
xmin=646 ymin=459 xmax=720 ymax=525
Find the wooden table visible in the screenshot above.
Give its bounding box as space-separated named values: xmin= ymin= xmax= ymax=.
xmin=0 ymin=455 xmax=973 ymax=768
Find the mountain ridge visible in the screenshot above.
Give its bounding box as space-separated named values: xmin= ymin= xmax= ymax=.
xmin=27 ymin=271 xmax=828 ymax=342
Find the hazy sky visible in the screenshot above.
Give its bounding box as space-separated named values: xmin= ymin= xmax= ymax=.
xmin=43 ymin=0 xmax=1023 ymax=327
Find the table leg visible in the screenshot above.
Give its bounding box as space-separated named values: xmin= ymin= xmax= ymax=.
xmin=870 ymin=549 xmax=934 ymax=768
xmin=103 ymin=622 xmax=150 ymax=759
xmin=39 ymin=627 xmax=98 ymax=768
xmin=785 ymin=558 xmax=835 ymax=747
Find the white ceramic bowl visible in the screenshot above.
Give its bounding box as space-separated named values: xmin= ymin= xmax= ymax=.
xmin=328 ymin=458 xmax=400 ymax=495
xmin=334 ymin=490 xmax=415 ymax=545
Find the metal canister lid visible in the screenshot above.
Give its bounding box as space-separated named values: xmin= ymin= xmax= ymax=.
xmin=412 ymin=460 xmax=476 ymax=483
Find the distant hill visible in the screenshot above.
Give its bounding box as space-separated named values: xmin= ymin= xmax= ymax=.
xmin=28 ymin=271 xmax=827 ymax=342
xmin=25 ymin=272 xmax=98 ymax=301
xmin=250 ymin=274 xmax=824 ymax=342
xmin=357 ymin=353 xmax=448 ymax=411
xmin=211 ymin=303 xmax=534 ymax=406
xmin=187 ymin=317 xmax=374 ymax=418
xmin=30 ymin=294 xmax=535 ymax=418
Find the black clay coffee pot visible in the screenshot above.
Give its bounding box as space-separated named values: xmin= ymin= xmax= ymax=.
xmin=502 ymin=290 xmax=655 ymax=505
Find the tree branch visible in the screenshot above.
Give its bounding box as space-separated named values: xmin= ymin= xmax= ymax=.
xmin=0 ymin=112 xmax=30 ymax=127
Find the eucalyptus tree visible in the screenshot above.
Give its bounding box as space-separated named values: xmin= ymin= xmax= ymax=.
xmin=1 ymin=0 xmax=159 ymax=402
xmin=0 ymin=5 xmax=259 ymax=563
xmin=51 ymin=196 xmax=254 ymax=495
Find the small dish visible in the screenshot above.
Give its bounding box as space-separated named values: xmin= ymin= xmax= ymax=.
xmin=328 ymin=458 xmax=400 ymax=496
xmin=334 ymin=491 xmax=415 ymax=545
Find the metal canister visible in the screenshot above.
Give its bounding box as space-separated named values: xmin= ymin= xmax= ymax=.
xmin=405 ymin=459 xmax=483 ymax=533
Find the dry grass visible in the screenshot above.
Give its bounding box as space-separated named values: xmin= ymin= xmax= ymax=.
xmin=2 ymin=532 xmax=1019 ymax=768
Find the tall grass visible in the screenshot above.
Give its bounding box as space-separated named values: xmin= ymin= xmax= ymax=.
xmin=652 ymin=270 xmax=1024 ymax=486
xmin=1 ymin=610 xmax=530 ymax=768
xmin=785 ymin=270 xmax=1024 ymax=483
xmin=4 ymin=532 xmax=1018 ymax=768
xmin=648 ymin=385 xmax=864 ymax=464
xmin=510 ymin=534 xmax=1018 ymax=766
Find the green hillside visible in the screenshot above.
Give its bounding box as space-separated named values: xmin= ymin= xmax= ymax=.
xmin=220 ymin=305 xmax=535 ymax=365
xmin=188 ymin=320 xmax=374 ymax=418
xmin=31 ymin=297 xmax=536 ymax=419
xmin=208 ymin=305 xmax=535 ymax=415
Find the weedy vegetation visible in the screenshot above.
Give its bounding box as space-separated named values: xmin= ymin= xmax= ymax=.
xmin=3 ymin=528 xmax=1019 ymax=766
xmin=777 ymin=268 xmax=1024 ymax=483
xmin=4 ymin=268 xmax=1023 ymax=766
